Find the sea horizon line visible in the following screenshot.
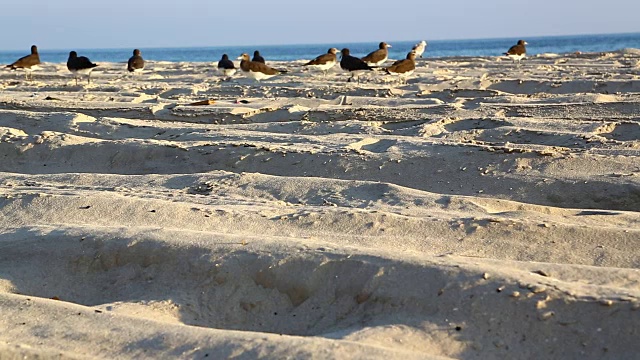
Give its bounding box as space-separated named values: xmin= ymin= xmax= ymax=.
xmin=2 ymin=31 xmax=639 ymax=53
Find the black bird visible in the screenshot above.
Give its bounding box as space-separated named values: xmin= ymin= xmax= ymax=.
xmin=252 ymin=50 xmax=265 ymax=63
xmin=67 ymin=51 xmax=98 ymax=85
xmin=340 ymin=48 xmax=375 ymax=82
xmin=217 ymin=54 xmax=236 ymax=79
xmin=5 ymin=45 xmax=41 ymax=80
xmin=127 ymin=49 xmax=144 ymax=73
xmin=504 ymin=40 xmax=527 ymax=63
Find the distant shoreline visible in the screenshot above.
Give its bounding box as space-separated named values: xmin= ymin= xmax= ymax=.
xmin=1 ymin=33 xmax=639 ymax=64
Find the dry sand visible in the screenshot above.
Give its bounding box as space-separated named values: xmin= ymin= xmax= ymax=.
xmin=0 ymin=50 xmax=639 ymax=359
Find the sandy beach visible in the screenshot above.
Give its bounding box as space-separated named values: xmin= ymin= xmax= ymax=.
xmin=1 ymin=50 xmax=639 ymax=359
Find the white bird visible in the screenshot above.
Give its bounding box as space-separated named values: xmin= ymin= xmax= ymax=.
xmin=412 ymin=40 xmax=427 ymax=58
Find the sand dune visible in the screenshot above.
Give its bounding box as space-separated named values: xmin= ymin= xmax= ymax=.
xmin=1 ymin=50 xmax=639 ymax=359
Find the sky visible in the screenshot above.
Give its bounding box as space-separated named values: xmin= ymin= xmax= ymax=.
xmin=2 ymin=0 xmax=639 ymax=50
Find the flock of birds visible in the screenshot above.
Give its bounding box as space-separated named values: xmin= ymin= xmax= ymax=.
xmin=4 ymin=39 xmax=528 ymax=84
xmin=220 ymin=41 xmax=427 ymax=83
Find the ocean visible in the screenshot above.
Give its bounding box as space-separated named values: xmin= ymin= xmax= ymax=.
xmin=1 ymin=32 xmax=639 ymax=65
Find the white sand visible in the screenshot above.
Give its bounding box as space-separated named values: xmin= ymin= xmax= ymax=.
xmin=1 ymin=51 xmax=639 ymax=359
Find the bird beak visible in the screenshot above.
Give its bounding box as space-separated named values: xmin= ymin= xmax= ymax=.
xmin=237 ymin=55 xmax=243 ymax=60
xmin=525 ymin=42 xmax=529 ymax=45
xmin=388 ymin=44 xmax=392 ymax=48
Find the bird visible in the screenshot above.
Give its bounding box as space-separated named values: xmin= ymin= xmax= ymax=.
xmin=252 ymin=50 xmax=265 ymax=63
xmin=340 ymin=48 xmax=376 ymax=82
xmin=385 ymin=51 xmax=417 ymax=84
xmin=67 ymin=51 xmax=98 ymax=85
xmin=504 ymin=40 xmax=528 ymax=63
xmin=5 ymin=45 xmax=41 ymax=80
xmin=412 ymin=40 xmax=427 ymax=58
xmin=303 ymin=48 xmax=339 ymax=77
xmin=127 ymin=49 xmax=144 ymax=73
xmin=361 ymin=42 xmax=392 ymax=67
xmin=237 ymin=53 xmax=284 ymax=81
xmin=217 ymin=54 xmax=236 ymax=79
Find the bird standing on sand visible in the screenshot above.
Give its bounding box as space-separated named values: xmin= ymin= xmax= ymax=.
xmin=340 ymin=48 xmax=376 ymax=82
xmin=237 ymin=53 xmax=284 ymax=81
xmin=303 ymin=48 xmax=339 ymax=77
xmin=217 ymin=54 xmax=236 ymax=79
xmin=412 ymin=40 xmax=427 ymax=58
xmin=5 ymin=45 xmax=41 ymax=80
xmin=252 ymin=50 xmax=265 ymax=63
xmin=504 ymin=40 xmax=527 ymax=63
xmin=127 ymin=49 xmax=144 ymax=73
xmin=362 ymin=42 xmax=392 ymax=66
xmin=385 ymin=51 xmax=416 ymax=84
xmin=67 ymin=51 xmax=98 ymax=85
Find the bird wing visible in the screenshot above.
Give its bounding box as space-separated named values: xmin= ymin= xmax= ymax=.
xmin=128 ymin=56 xmax=144 ymax=71
xmin=248 ymin=61 xmax=280 ymax=75
xmin=304 ymin=53 xmax=335 ymax=66
xmin=8 ymin=54 xmax=40 ymax=69
xmin=362 ymin=49 xmax=385 ymax=63
xmin=77 ymin=56 xmax=98 ymax=68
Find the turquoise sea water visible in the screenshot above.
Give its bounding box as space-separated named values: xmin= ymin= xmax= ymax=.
xmin=1 ymin=32 xmax=639 ymax=65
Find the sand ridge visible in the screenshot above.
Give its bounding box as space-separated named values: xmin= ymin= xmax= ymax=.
xmin=1 ymin=50 xmax=639 ymax=359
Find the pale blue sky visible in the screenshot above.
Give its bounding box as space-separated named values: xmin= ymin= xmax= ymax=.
xmin=2 ymin=0 xmax=639 ymax=50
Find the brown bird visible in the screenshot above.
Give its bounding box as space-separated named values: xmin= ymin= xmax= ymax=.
xmin=504 ymin=40 xmax=527 ymax=63
xmin=362 ymin=42 xmax=391 ymax=66
xmin=385 ymin=51 xmax=416 ymax=84
xmin=303 ymin=48 xmax=339 ymax=76
xmin=127 ymin=49 xmax=144 ymax=73
xmin=5 ymin=45 xmax=41 ymax=80
xmin=237 ymin=53 xmax=284 ymax=81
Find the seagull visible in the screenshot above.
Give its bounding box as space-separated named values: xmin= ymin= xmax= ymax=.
xmin=385 ymin=51 xmax=417 ymax=84
xmin=5 ymin=45 xmax=41 ymax=80
xmin=340 ymin=48 xmax=375 ymax=82
xmin=127 ymin=49 xmax=144 ymax=73
xmin=504 ymin=40 xmax=528 ymax=64
xmin=217 ymin=54 xmax=236 ymax=79
xmin=362 ymin=42 xmax=392 ymax=67
xmin=412 ymin=40 xmax=427 ymax=58
xmin=252 ymin=50 xmax=265 ymax=64
xmin=67 ymin=51 xmax=98 ymax=85
xmin=237 ymin=53 xmax=284 ymax=81
xmin=303 ymin=48 xmax=339 ymax=77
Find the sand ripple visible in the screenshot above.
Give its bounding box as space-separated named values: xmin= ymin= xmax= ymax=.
xmin=1 ymin=52 xmax=639 ymax=359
